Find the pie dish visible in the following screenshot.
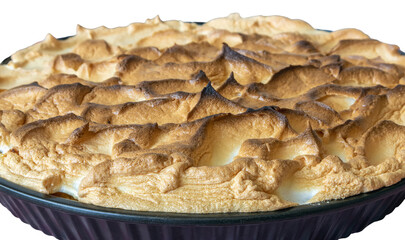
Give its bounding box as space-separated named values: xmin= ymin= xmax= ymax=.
xmin=0 ymin=14 xmax=405 ymax=239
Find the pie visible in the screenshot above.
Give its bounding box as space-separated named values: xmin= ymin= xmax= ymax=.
xmin=0 ymin=14 xmax=404 ymax=213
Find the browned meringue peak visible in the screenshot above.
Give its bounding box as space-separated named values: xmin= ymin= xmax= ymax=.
xmin=374 ymin=85 xmax=405 ymax=126
xmin=137 ymin=70 xmax=210 ymax=96
xmin=136 ymin=28 xmax=199 ymax=49
xmin=337 ymin=66 xmax=403 ymax=87
xmin=311 ymin=96 xmax=358 ymax=123
xmin=81 ymin=84 xmax=148 ymax=105
xmin=39 ymin=73 xmax=122 ymax=89
xmin=238 ymin=127 xmax=321 ymax=162
xmin=125 ymin=46 xmax=162 ymax=61
xmin=286 ymin=40 xmax=320 ymax=54
xmin=233 ymin=49 xmax=304 ymax=72
xmin=195 ymin=107 xmax=295 ymax=166
xmin=116 ymin=43 xmax=273 ymax=86
xmin=232 ymin=83 xmax=358 ymax=116
xmin=294 ymin=100 xmax=343 ymax=127
xmin=387 ymin=84 xmax=405 ymax=110
xmin=26 ymin=83 xmax=92 ymax=121
xmin=54 ymin=53 xmax=118 ymax=82
xmin=304 ymin=28 xmax=370 ymax=54
xmin=81 ymin=82 xmax=246 ymax=125
xmin=0 ymin=110 xmax=25 ymax=153
xmin=81 ymin=96 xmax=193 ymax=125
xmin=205 ymin=14 xmax=316 ymax=36
xmin=307 ymin=84 xmax=363 ymax=104
xmin=283 ymin=101 xmax=342 ymax=131
xmin=267 ymin=32 xmax=322 ymax=54
xmin=10 ymin=114 xmax=88 ymax=147
xmin=343 ymin=89 xmax=404 ymax=129
xmin=316 ymin=85 xmax=392 ymax=122
xmin=53 ymin=53 xmax=85 ymax=72
xmin=72 ymin=39 xmax=117 ymax=61
xmin=276 ymin=108 xmax=324 ymax=134
xmin=240 ymin=50 xmax=341 ymax=74
xmin=342 ymin=54 xmax=405 ymax=75
xmin=0 ymin=110 xmax=26 ymax=133
xmin=329 ymin=39 xmax=405 ymax=65
xmin=216 ymin=72 xmax=246 ymax=100
xmin=233 ymin=35 xmax=286 ymax=54
xmin=125 ymin=34 xmax=225 ymax=62
xmin=248 ymin=64 xmax=337 ymax=99
xmin=247 ymin=84 xmax=385 ymax=133
xmin=0 ymin=82 xmax=47 ymax=112
xmin=220 ymin=43 xmax=274 ymax=84
xmin=202 ymin=28 xmax=245 ymax=48
xmin=186 ymin=82 xmax=246 ymax=121
xmin=154 ymin=42 xmax=221 ymax=64
xmin=137 ymin=26 xmax=242 ymax=52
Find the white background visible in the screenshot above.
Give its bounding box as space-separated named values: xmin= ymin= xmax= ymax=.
xmin=0 ymin=0 xmax=404 ymax=239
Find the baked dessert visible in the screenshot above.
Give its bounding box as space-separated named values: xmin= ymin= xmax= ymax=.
xmin=0 ymin=14 xmax=404 ymax=213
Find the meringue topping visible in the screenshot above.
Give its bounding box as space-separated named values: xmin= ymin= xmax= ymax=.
xmin=0 ymin=14 xmax=404 ymax=213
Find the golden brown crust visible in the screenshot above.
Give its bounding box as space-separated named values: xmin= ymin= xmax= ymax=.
xmin=0 ymin=14 xmax=405 ymax=213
